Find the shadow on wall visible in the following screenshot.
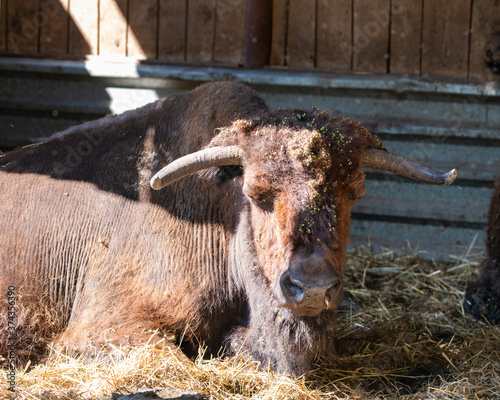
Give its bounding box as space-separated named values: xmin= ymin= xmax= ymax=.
xmin=0 ymin=0 xmax=225 ymax=150
xmin=0 ymin=0 xmax=108 ymax=150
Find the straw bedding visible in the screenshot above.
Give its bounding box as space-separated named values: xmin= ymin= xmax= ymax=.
xmin=2 ymin=246 xmax=499 ymax=399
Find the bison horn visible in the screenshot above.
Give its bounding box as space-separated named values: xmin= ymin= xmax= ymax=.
xmin=362 ymin=148 xmax=457 ymax=186
xmin=150 ymin=146 xmax=243 ymax=190
xmin=151 ymin=146 xmax=457 ymax=190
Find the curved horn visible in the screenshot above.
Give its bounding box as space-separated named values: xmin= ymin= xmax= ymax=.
xmin=150 ymin=146 xmax=243 ymax=190
xmin=361 ymin=148 xmax=457 ymax=186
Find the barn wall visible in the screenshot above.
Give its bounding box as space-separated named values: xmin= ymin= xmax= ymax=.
xmin=0 ymin=58 xmax=498 ymax=260
xmin=0 ymin=0 xmax=499 ymax=80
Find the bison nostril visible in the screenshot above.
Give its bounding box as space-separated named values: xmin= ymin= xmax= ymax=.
xmin=282 ymin=276 xmax=304 ymax=302
xmin=325 ymin=279 xmax=342 ymax=307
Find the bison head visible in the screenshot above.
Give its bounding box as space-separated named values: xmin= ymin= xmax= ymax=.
xmin=150 ymin=108 xmax=456 ymax=319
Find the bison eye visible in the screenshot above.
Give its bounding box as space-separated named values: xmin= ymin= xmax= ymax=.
xmin=216 ymin=165 xmax=243 ymax=183
xmin=243 ymin=185 xmax=275 ymax=210
xmin=247 ymin=192 xmax=275 ymax=210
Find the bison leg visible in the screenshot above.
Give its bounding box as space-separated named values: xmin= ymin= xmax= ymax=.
xmin=52 ymin=312 xmax=178 ymax=360
xmin=464 ymin=254 xmax=500 ymax=325
xmin=0 ymin=290 xmax=67 ymax=368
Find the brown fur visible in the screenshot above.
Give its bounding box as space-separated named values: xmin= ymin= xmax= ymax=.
xmin=0 ymin=82 xmax=381 ymax=374
xmin=464 ymin=178 xmax=500 ymax=324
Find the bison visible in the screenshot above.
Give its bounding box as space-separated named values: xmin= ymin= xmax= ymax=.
xmin=0 ymin=81 xmax=457 ymax=375
xmin=464 ymin=178 xmax=500 ymax=324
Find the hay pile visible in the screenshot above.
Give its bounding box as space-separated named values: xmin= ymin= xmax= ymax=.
xmin=2 ymin=247 xmax=499 ymax=399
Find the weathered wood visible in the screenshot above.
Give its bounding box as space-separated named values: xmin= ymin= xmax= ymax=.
xmin=316 ymin=0 xmax=353 ymax=70
xmin=0 ymin=0 xmax=7 ymax=51
xmin=39 ymin=0 xmax=69 ymax=55
xmin=349 ymin=220 xmax=485 ymax=259
xmin=214 ymin=0 xmax=245 ymax=64
xmin=421 ymin=0 xmax=472 ymax=78
xmin=0 ymin=115 xmax=98 ymax=149
xmin=186 ymin=0 xmax=217 ymax=62
xmin=259 ymin=91 xmax=489 ymax=128
xmin=489 ymin=102 xmax=500 ymax=125
xmin=270 ymin=0 xmax=288 ymax=66
xmin=287 ymin=0 xmax=316 ymax=67
xmin=128 ymin=0 xmax=158 ymax=59
xmin=7 ymin=0 xmax=40 ymax=54
xmin=158 ymin=0 xmax=187 ymax=61
xmin=352 ymin=0 xmax=391 ymax=72
xmin=379 ymin=138 xmax=500 ymax=183
xmin=99 ymin=0 xmax=127 ymax=57
xmin=389 ymin=0 xmax=422 ymax=74
xmin=69 ymin=0 xmax=98 ymax=55
xmin=469 ymin=0 xmax=500 ymax=80
xmin=355 ymin=179 xmax=493 ymax=224
xmin=3 ymin=57 xmax=498 ymax=96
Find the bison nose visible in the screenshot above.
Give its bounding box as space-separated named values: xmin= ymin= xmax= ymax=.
xmin=280 ymin=273 xmax=342 ymax=314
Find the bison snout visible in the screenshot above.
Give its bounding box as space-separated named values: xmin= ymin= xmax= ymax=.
xmin=280 ymin=272 xmax=342 ymax=316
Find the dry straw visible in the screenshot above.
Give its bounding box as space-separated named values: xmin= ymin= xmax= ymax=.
xmin=2 ymin=246 xmax=499 ymax=399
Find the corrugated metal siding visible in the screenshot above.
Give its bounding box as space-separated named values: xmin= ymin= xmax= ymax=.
xmin=0 ymin=58 xmax=498 ymax=260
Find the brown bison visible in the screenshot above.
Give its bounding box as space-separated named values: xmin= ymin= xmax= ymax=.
xmin=464 ymin=178 xmax=500 ymax=324
xmin=0 ymin=81 xmax=457 ymax=375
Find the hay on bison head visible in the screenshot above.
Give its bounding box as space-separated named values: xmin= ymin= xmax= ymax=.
xmin=2 ymin=246 xmax=499 ymax=400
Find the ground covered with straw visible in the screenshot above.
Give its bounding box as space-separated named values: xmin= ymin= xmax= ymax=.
xmin=2 ymin=247 xmax=499 ymax=399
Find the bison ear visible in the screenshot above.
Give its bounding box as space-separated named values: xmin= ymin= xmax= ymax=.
xmin=150 ymin=146 xmax=243 ymax=190
xmin=361 ymin=148 xmax=457 ymax=186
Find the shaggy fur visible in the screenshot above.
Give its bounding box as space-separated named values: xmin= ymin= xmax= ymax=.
xmin=0 ymin=81 xmax=381 ymax=374
xmin=464 ymin=178 xmax=500 ymax=324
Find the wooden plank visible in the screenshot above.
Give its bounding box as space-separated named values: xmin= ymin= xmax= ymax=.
xmin=354 ymin=179 xmax=493 ymax=224
xmin=377 ymin=138 xmax=500 ymax=183
xmin=158 ymin=0 xmax=187 ymax=61
xmin=287 ymin=0 xmax=316 ymax=67
xmin=421 ymin=0 xmax=471 ymax=78
xmin=258 ymin=91 xmax=488 ymax=127
xmin=214 ymin=0 xmax=245 ymax=64
xmin=270 ymin=0 xmax=287 ymax=66
xmin=99 ymin=0 xmax=127 ymax=57
xmin=69 ymin=0 xmax=98 ymax=55
xmin=7 ymin=0 xmax=40 ymax=54
xmin=316 ymin=0 xmax=352 ymax=70
xmin=489 ymin=103 xmax=500 ymax=125
xmin=349 ymin=220 xmax=485 ymax=259
xmin=186 ymin=0 xmax=216 ymax=62
xmin=39 ymin=0 xmax=69 ymax=55
xmin=352 ymin=0 xmax=391 ymax=72
xmin=0 ymin=115 xmax=98 ymax=149
xmin=0 ymin=0 xmax=7 ymax=51
xmin=469 ymin=0 xmax=500 ymax=80
xmin=389 ymin=0 xmax=422 ymax=74
xmin=128 ymin=0 xmax=158 ymax=59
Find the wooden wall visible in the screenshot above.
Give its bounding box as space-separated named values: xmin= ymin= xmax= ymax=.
xmin=0 ymin=0 xmax=499 ymax=79
xmin=0 ymin=0 xmax=247 ymax=63
xmin=271 ymin=0 xmax=500 ymax=79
